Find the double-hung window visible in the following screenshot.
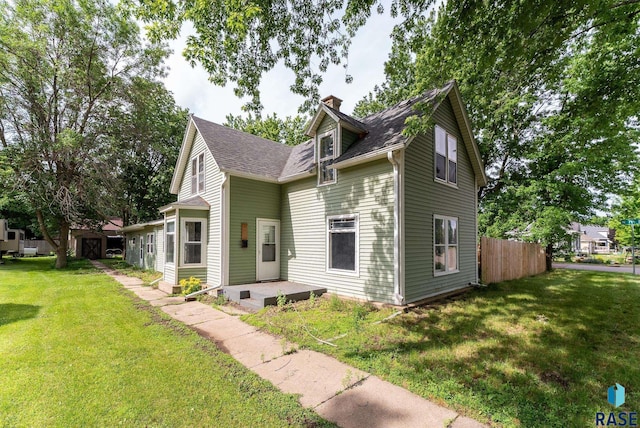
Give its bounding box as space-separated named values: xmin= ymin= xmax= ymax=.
xmin=182 ymin=219 xmax=206 ymax=265
xmin=434 ymin=215 xmax=458 ymax=274
xmin=327 ymin=214 xmax=358 ymax=274
xmin=191 ymin=153 xmax=205 ymax=194
xmin=146 ymin=233 xmax=154 ymax=254
xmin=318 ymin=132 xmax=336 ymax=185
xmin=435 ymin=125 xmax=457 ymax=185
xmin=165 ymin=220 xmax=175 ymax=264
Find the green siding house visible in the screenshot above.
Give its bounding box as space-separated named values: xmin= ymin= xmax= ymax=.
xmin=122 ymin=81 xmax=487 ymax=304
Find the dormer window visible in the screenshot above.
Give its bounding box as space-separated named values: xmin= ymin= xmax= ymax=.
xmin=318 ymin=131 xmax=336 ymax=185
xmin=191 ymin=152 xmax=205 ymax=194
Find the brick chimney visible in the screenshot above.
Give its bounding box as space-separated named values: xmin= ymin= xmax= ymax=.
xmin=321 ymin=95 xmax=342 ymax=111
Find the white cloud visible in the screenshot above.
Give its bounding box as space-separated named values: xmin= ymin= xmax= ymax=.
xmin=162 ymin=12 xmax=403 ymax=122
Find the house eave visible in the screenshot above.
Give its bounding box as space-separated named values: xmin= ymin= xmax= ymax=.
xmin=330 ymin=143 xmax=406 ymax=170
xmin=222 ymin=168 xmax=280 ymax=183
xmin=169 ymin=117 xmax=198 ymax=194
xmin=278 ymin=168 xmax=317 ymax=183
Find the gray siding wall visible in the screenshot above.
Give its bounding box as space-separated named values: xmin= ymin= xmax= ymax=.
xmin=341 ymin=129 xmax=359 ymax=154
xmin=171 ymin=130 xmax=223 ymax=286
xmin=281 ymin=159 xmax=395 ymax=303
xmin=404 ymin=96 xmax=478 ymax=303
xmin=228 ymin=176 xmax=281 ymax=285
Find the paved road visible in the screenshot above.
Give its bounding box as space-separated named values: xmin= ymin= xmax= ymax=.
xmin=553 ymin=262 xmax=640 ymax=275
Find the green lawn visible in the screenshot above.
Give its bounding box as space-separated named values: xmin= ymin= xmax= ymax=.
xmin=0 ymin=257 xmax=331 ymax=427
xmin=243 ymin=270 xmax=640 ymax=427
xmin=98 ymin=257 xmax=163 ymax=285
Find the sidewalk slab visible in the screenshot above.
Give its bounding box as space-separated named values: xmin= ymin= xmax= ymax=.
xmin=218 ymin=331 xmax=297 ymax=367
xmin=149 ymin=296 xmax=186 ymax=307
xmin=192 ymin=316 xmax=257 ymax=341
xmin=316 ymin=375 xmax=461 ymax=428
xmin=132 ymin=288 xmax=168 ymax=301
xmin=251 ymin=350 xmax=368 ymax=408
xmin=161 ymin=301 xmax=225 ymax=325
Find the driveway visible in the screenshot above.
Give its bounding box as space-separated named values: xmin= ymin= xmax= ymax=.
xmin=553 ymin=262 xmax=640 ymax=275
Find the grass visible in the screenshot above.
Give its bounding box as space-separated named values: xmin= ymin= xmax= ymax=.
xmin=98 ymin=257 xmax=163 ymax=285
xmin=243 ymin=270 xmax=640 ymax=427
xmin=0 ymin=257 xmax=331 ymax=427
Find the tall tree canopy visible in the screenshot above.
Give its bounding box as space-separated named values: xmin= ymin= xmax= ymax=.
xmin=108 ymin=78 xmax=189 ymax=225
xmin=353 ymin=0 xmax=640 ymax=267
xmin=0 ymin=0 xmax=172 ymax=267
xmin=125 ymin=0 xmax=437 ymax=112
xmin=224 ymin=113 xmax=308 ymax=146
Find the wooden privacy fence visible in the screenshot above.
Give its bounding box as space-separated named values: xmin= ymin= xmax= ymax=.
xmin=480 ymin=237 xmax=546 ymax=284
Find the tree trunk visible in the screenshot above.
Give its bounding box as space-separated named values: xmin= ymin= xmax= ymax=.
xmin=55 ymin=220 xmax=70 ymax=268
xmin=545 ymin=243 xmax=554 ymax=272
xmin=35 ymin=209 xmax=69 ymax=268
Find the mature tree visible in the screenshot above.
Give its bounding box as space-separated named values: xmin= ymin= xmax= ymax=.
xmin=224 ymin=113 xmax=308 ymax=146
xmin=353 ymin=1 xmax=640 ymax=269
xmin=610 ymin=182 xmax=640 ymax=248
xmin=125 ymin=0 xmax=440 ymax=112
xmin=107 ymin=78 xmax=189 ymax=225
xmin=0 ymin=0 xmax=168 ymax=267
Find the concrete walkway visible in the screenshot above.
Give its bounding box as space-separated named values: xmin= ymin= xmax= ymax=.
xmin=91 ymin=261 xmax=484 ymax=428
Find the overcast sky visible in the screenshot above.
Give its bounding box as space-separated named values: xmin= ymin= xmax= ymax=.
xmin=161 ymin=12 xmax=404 ymax=123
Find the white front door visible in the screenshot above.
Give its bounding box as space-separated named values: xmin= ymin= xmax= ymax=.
xmin=256 ymin=219 xmax=280 ymax=281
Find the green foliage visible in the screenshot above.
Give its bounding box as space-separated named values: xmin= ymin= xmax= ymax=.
xmin=107 ymin=78 xmax=189 ymax=224
xmin=0 ymin=258 xmax=329 ymax=426
xmin=124 ymin=0 xmax=442 ymax=112
xmin=245 ymin=270 xmax=640 ymax=426
xmin=354 ymin=1 xmax=640 ymax=255
xmin=0 ymin=0 xmax=176 ymax=267
xmin=276 ymin=290 xmax=287 ymax=309
xmin=180 ymin=276 xmax=202 ymax=295
xmin=224 ymin=113 xmax=308 ymax=146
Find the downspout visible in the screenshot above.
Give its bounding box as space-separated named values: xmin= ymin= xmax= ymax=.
xmin=220 ymin=173 xmax=229 ymax=286
xmin=387 ymin=151 xmax=405 ymax=305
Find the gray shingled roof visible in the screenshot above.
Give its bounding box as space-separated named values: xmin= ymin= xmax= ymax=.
xmin=331 ymin=83 xmax=449 ymax=164
xmin=279 ymin=139 xmax=315 ymax=179
xmin=189 ymin=81 xmax=457 ymax=181
xmin=159 ymin=195 xmax=210 ymax=212
xmin=192 ymin=116 xmax=292 ymax=180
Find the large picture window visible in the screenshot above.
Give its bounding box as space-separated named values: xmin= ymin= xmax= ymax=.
xmin=318 ymin=132 xmax=336 ymax=185
xmin=182 ymin=219 xmax=206 ymax=265
xmin=435 ymin=125 xmax=457 ymax=185
xmin=166 ymin=221 xmax=175 ymax=264
xmin=327 ymin=215 xmax=358 ymax=273
xmin=191 ymin=153 xmax=205 ymax=194
xmin=434 ymin=215 xmax=458 ymax=274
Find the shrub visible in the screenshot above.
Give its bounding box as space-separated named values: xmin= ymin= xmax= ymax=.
xmin=180 ymin=276 xmax=202 ymax=295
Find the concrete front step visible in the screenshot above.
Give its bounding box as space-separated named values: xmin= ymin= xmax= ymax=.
xmin=158 ymin=281 xmax=182 ymax=295
xmin=221 ymin=282 xmax=327 ymax=309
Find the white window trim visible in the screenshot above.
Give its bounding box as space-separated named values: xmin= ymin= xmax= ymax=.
xmin=434 ymin=214 xmax=459 ymax=276
xmin=165 ymin=217 xmax=176 ymax=266
xmin=191 ymin=152 xmax=206 ymax=195
xmin=146 ymin=233 xmax=154 ymax=254
xmin=317 ymin=130 xmax=337 ymax=186
xmin=326 ymin=213 xmax=359 ymax=276
xmin=180 ymin=217 xmax=207 ymax=267
xmin=434 ymin=125 xmax=458 ymax=187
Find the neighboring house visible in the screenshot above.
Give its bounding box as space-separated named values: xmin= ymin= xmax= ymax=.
xmin=123 ymin=81 xmax=487 ymax=305
xmin=69 ymin=218 xmax=124 ymax=259
xmin=572 ymin=223 xmax=616 ymax=255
